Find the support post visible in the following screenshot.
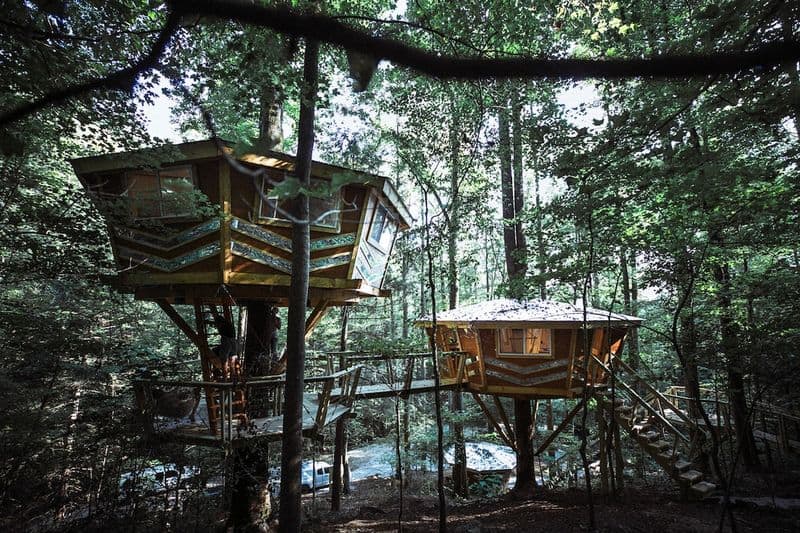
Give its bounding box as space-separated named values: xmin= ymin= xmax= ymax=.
xmin=332 ymin=418 xmax=346 ymax=511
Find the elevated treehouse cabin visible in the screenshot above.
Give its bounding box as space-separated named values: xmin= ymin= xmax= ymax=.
xmin=418 ymin=300 xmax=724 ymax=498
xmin=71 ymin=139 xmax=410 ymax=445
xmin=417 ymin=299 xmax=641 ymax=399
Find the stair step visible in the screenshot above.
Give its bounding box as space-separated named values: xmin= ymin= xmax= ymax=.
xmin=679 ymin=470 xmax=703 ymax=484
xmin=640 ymin=431 xmax=660 ymax=442
xmin=632 ymin=423 xmax=651 ymax=432
xmin=690 ymin=481 xmax=716 ymax=498
xmin=658 ymin=449 xmax=677 ymax=462
xmin=648 ymin=440 xmax=671 ymax=452
xmin=674 ymin=459 xmax=693 ymax=473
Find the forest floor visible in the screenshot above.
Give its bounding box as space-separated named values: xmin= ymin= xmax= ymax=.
xmin=302 ymin=474 xmax=800 ymax=532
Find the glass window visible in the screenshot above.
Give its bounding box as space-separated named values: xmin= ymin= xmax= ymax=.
xmin=368 ymin=202 xmax=396 ymax=251
xmin=126 ymin=166 xmax=196 ymax=219
xmin=498 ymin=328 xmax=551 ymax=356
xmin=259 ymin=177 xmax=340 ymax=229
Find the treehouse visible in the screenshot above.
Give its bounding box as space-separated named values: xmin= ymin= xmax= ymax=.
xmin=70 ymin=138 xmax=411 ymax=306
xmin=70 ymin=138 xmax=410 ymax=445
xmin=417 ymin=299 xmax=641 ymax=399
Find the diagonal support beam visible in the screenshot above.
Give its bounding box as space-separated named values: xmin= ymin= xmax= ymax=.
xmin=471 ymin=393 xmax=516 ymax=451
xmin=535 ymin=397 xmax=587 ymax=456
xmin=157 ymin=299 xmax=201 ymax=346
xmin=305 ymin=299 xmax=330 ymax=340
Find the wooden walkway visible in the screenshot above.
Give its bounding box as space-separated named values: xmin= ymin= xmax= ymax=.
xmin=331 ymin=379 xmax=458 ymax=400
xmin=148 ymin=397 xmax=352 ymax=447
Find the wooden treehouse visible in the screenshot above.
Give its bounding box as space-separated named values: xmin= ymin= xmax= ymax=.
xmin=417 ymin=298 xmax=641 ymax=399
xmin=70 ymin=138 xmax=410 ymax=445
xmin=418 ymin=299 xmax=719 ymax=498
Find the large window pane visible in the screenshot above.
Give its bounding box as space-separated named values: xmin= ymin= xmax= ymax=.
xmin=498 ymin=328 xmax=550 ymax=355
xmin=126 ymin=166 xmax=195 ymax=219
xmin=368 ymin=203 xmax=396 ymax=251
xmin=127 ymin=171 xmax=161 ymax=218
xmin=259 ymin=177 xmax=339 ymax=229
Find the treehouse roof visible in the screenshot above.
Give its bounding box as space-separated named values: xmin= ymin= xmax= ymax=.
xmin=70 ymin=138 xmax=412 ymax=229
xmin=416 ymin=298 xmax=642 ymax=328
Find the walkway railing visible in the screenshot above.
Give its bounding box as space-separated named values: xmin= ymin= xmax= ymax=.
xmin=132 ymin=365 xmax=362 ymax=444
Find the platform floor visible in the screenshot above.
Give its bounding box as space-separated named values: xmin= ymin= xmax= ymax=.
xmin=148 ymin=397 xmax=351 ymax=446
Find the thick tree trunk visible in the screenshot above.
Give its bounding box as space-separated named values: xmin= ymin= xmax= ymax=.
xmin=279 ymin=38 xmax=319 ymax=533
xmin=713 ymin=260 xmax=760 ymax=469
xmin=513 ymin=398 xmax=536 ymax=494
xmin=258 ymin=83 xmax=284 ymax=150
xmin=499 ymin=104 xmax=518 ymax=282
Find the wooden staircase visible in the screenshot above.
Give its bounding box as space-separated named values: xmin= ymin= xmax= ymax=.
xmin=591 ymin=355 xmax=717 ymax=499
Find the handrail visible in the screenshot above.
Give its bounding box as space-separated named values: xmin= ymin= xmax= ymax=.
xmin=132 ymin=366 xmax=363 ymax=390
xmin=608 ymin=355 xmax=699 ymax=431
xmin=591 ymin=355 xmax=691 ymax=444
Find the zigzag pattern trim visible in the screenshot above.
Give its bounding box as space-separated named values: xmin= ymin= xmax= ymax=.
xmin=117 ymin=242 xmax=220 ymax=272
xmin=485 ymin=369 xmax=569 ymax=387
xmin=310 ymin=253 xmax=351 ymax=272
xmin=231 ymin=219 xmax=291 ymax=251
xmin=230 ymin=240 xmax=291 ymax=273
xmin=485 ymin=357 xmax=569 ymax=375
xmin=113 ymin=219 xmax=220 ymax=251
xmin=231 ymin=218 xmax=357 ymax=252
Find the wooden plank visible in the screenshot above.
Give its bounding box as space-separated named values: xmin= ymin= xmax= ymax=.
xmin=219 ymin=161 xmax=232 ymax=283
xmin=127 ymin=271 xmax=221 ymax=286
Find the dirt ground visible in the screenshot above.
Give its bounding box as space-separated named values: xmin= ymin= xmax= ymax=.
xmin=301 ymin=475 xmax=800 ymax=532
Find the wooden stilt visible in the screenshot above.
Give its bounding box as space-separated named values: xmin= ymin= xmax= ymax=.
xmin=492 ymin=395 xmax=516 ymax=443
xmin=332 ymin=418 xmax=346 ymax=511
xmin=534 ymin=397 xmax=587 ymax=456
xmin=471 ymin=393 xmax=516 ymax=450
xmin=305 ymin=299 xmax=330 ymax=339
xmin=598 ymin=404 xmax=608 ymax=495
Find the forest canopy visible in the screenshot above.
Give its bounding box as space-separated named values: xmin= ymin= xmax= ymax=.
xmin=1 ymin=0 xmax=799 ymax=531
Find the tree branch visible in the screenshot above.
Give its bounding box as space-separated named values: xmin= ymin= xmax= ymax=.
xmin=171 ymin=0 xmax=800 ymax=79
xmin=0 ymin=12 xmax=180 ymax=127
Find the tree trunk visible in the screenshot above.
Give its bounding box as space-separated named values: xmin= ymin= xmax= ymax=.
xmin=258 ymin=83 xmax=284 ymax=151
xmin=447 ymin=98 xmax=468 ymax=497
xmin=713 ymin=259 xmax=760 ymax=469
xmin=500 ymin=90 xmax=535 ymax=494
xmin=279 ymin=37 xmax=319 ymax=533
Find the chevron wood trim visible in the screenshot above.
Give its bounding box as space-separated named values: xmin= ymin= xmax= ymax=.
xmin=117 ymin=242 xmax=220 ymax=272
xmin=484 ymin=357 xmax=569 ymax=376
xmin=113 ymin=218 xmax=220 ymax=251
xmin=485 ymin=369 xmax=569 ymax=387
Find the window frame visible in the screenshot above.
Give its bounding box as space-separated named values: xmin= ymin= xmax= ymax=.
xmin=496 ymin=327 xmax=553 ymax=358
xmin=366 ymin=200 xmax=397 ymax=252
xmin=257 ymin=175 xmax=342 ymax=233
xmin=125 ymin=165 xmax=198 ymax=221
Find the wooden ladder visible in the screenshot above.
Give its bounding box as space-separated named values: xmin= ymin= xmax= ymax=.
xmin=591 ymin=355 xmax=717 ymax=499
xmin=195 ymin=303 xmax=247 ymax=434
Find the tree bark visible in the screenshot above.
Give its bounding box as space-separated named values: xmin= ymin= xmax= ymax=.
xmin=279 ymin=37 xmax=319 ymax=533
xmin=258 ymin=83 xmax=284 ymax=150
